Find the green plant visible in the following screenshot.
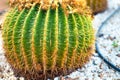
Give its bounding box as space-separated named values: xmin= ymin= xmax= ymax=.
xmin=112 ymin=41 xmax=119 ymax=48
xmin=2 ymin=0 xmax=95 ymax=79
xmin=86 ymin=0 xmax=107 ymax=14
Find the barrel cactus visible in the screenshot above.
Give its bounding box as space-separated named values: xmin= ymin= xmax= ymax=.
xmin=86 ymin=0 xmax=107 ymax=14
xmin=2 ymin=0 xmax=95 ymax=79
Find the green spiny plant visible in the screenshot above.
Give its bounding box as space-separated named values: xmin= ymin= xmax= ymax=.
xmin=86 ymin=0 xmax=107 ymax=14
xmin=2 ymin=0 xmax=95 ymax=79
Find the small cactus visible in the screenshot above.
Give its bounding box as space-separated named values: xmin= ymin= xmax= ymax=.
xmin=2 ymin=0 xmax=95 ymax=79
xmin=86 ymin=0 xmax=107 ymax=14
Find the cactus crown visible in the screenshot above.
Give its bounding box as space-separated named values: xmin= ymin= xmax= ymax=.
xmin=9 ymin=0 xmax=92 ymax=16
xmin=86 ymin=0 xmax=107 ymax=14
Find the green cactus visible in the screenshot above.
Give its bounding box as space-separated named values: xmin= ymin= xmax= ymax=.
xmin=2 ymin=0 xmax=95 ymax=79
xmin=86 ymin=0 xmax=107 ymax=14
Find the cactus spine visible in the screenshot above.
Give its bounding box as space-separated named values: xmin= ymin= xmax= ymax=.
xmin=2 ymin=0 xmax=95 ymax=79
xmin=86 ymin=0 xmax=107 ymax=14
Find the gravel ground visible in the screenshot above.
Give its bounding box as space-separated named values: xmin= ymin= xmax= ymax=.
xmin=97 ymin=8 xmax=120 ymax=69
xmin=0 ymin=0 xmax=120 ymax=80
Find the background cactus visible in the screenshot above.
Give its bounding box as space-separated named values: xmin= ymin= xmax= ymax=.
xmin=86 ymin=0 xmax=107 ymax=14
xmin=2 ymin=0 xmax=95 ymax=79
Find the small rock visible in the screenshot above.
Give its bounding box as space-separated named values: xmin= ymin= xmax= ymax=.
xmin=7 ymin=70 xmax=10 ymax=73
xmin=8 ymin=76 xmax=17 ymax=80
xmin=107 ymin=35 xmax=116 ymax=41
xmin=0 ymin=67 xmax=2 ymax=72
xmin=98 ymin=73 xmax=104 ymax=79
xmin=93 ymin=59 xmax=101 ymax=65
xmin=93 ymin=61 xmax=98 ymax=65
xmin=116 ymin=54 xmax=120 ymax=57
xmin=116 ymin=64 xmax=120 ymax=68
xmin=19 ymin=77 xmax=24 ymax=80
xmin=85 ymin=78 xmax=89 ymax=80
xmin=103 ymin=35 xmax=109 ymax=39
xmin=99 ymin=63 xmax=103 ymax=69
xmin=91 ymin=70 xmax=97 ymax=73
xmin=98 ymin=34 xmax=104 ymax=37
xmin=0 ymin=73 xmax=4 ymax=78
xmin=93 ymin=53 xmax=99 ymax=57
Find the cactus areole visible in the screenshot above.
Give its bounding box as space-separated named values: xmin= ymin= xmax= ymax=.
xmin=2 ymin=0 xmax=95 ymax=79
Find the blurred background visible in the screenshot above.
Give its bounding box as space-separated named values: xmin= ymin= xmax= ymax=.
xmin=0 ymin=0 xmax=8 ymax=22
xmin=0 ymin=0 xmax=8 ymax=13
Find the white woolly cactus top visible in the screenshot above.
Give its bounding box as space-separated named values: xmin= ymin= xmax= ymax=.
xmin=9 ymin=0 xmax=92 ymax=16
